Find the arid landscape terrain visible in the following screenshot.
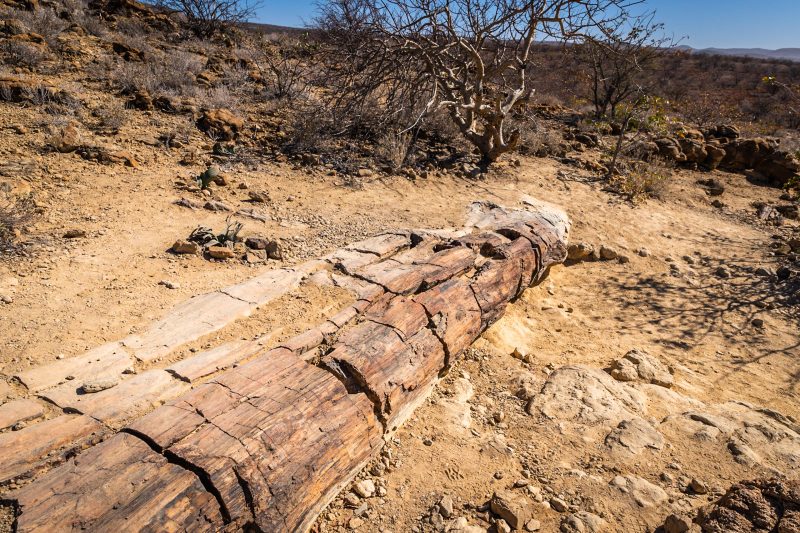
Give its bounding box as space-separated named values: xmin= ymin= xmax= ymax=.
xmin=0 ymin=0 xmax=799 ymax=532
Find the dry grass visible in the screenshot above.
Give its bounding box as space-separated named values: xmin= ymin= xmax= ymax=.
xmin=609 ymin=158 xmax=673 ymax=201
xmin=0 ymin=194 xmax=38 ymax=254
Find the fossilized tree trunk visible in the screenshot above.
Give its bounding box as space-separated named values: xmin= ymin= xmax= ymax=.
xmin=2 ymin=200 xmax=569 ymax=532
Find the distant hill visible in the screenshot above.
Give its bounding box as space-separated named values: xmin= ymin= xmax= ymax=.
xmin=678 ymin=46 xmax=800 ymax=62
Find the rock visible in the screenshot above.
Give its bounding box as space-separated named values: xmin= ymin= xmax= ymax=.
xmin=344 ymin=492 xmax=360 ymax=507
xmin=172 ymin=240 xmax=201 ymax=255
xmin=698 ymin=178 xmax=725 ymax=196
xmin=53 ymin=122 xmax=81 ymax=153
xmin=715 ymin=266 xmax=730 ymax=278
xmin=560 ymin=512 xmax=606 ymax=533
xmin=353 ymin=479 xmax=376 ymax=498
xmin=63 ymin=229 xmax=86 ymax=239
xmin=248 ymin=190 xmax=270 ymax=203
xmin=608 ymin=349 xmax=673 ymax=387
xmin=689 ymin=478 xmax=708 ymax=495
xmin=357 ymin=168 xmax=374 ymax=178
xmin=550 ymin=497 xmax=568 ymax=512
xmin=528 ymin=366 xmax=646 ymax=425
xmin=203 ymin=200 xmax=231 ymax=212
xmin=599 ymin=245 xmax=618 ymax=261
xmin=348 ymin=516 xmax=364 ymax=529
xmin=777 ymin=265 xmax=792 ymax=281
xmin=637 ymin=248 xmax=650 ymax=257
xmin=207 ymin=246 xmax=235 ymax=260
xmin=0 ymin=294 xmax=12 ymax=304
xmin=159 ymin=280 xmax=180 ymax=290
xmin=696 ymin=478 xmax=800 ymax=533
xmin=495 ymin=519 xmax=511 ymax=533
xmin=80 ymin=378 xmax=118 ymax=393
xmin=567 ymin=242 xmax=594 ymax=261
xmin=610 ymin=475 xmax=668 ymax=508
xmin=490 ymin=490 xmax=531 ymax=530
xmin=662 ymin=513 xmax=692 ymax=533
xmin=525 ymin=519 xmax=541 ymax=531
xmin=704 ymin=144 xmax=727 ymax=170
xmin=266 ymin=240 xmax=283 ymax=260
xmin=245 ymin=236 xmax=270 ymax=250
xmin=439 ymin=495 xmax=454 ymax=519
xmin=196 ymin=108 xmax=243 ymax=141
xmin=605 ymin=417 xmax=665 ymax=455
xmin=446 ymin=517 xmax=484 ymax=533
xmin=711 ymin=199 xmax=725 ymax=208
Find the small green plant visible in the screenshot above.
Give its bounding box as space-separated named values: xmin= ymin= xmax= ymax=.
xmin=197 ymin=167 xmax=219 ymax=189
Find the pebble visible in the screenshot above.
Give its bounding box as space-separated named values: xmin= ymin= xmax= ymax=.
xmin=159 ymin=280 xmax=180 ymax=290
xmin=550 ymin=497 xmax=568 ymax=512
xmin=63 ymin=229 xmax=86 ymax=239
xmin=438 ymin=495 xmax=454 ymax=518
xmin=689 ymin=478 xmax=708 ymax=495
xmin=599 ymin=245 xmax=618 ymax=261
xmin=752 ymin=318 xmax=765 ymax=328
xmin=715 ymin=266 xmax=731 ymax=278
xmin=0 ymin=294 xmax=12 ymax=304
xmin=353 ymin=479 xmax=376 ymax=498
xmin=525 ymin=519 xmax=541 ymax=531
xmin=80 ymin=377 xmax=118 ymax=393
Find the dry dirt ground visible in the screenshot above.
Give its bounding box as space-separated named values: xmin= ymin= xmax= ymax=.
xmin=1 ymin=114 xmax=798 ymax=531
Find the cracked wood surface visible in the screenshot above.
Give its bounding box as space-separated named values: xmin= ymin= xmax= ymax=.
xmin=2 ymin=200 xmax=569 ymax=532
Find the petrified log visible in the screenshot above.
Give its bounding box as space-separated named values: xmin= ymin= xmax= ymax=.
xmin=3 ymin=200 xmax=569 ymax=532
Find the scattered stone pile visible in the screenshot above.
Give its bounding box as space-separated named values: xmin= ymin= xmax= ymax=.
xmin=171 ymin=223 xmax=283 ymax=263
xmin=635 ymin=125 xmax=800 ymax=186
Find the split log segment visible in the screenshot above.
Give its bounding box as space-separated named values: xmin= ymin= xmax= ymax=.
xmin=0 ymin=415 xmax=105 ymax=487
xmin=4 ymin=201 xmax=570 ymax=532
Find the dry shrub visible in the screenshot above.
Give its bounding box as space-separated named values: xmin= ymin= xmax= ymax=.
xmin=376 ymin=131 xmax=413 ymax=170
xmin=0 ymin=41 xmax=51 ymax=70
xmin=11 ymin=7 xmax=67 ymax=41
xmin=111 ymin=50 xmax=203 ymax=96
xmin=92 ymin=100 xmax=127 ymax=133
xmin=0 ymin=194 xmax=38 ymax=254
xmin=515 ymin=119 xmax=563 ymax=157
xmin=610 ymin=158 xmax=672 ymax=201
xmin=285 ymin=103 xmax=333 ymax=155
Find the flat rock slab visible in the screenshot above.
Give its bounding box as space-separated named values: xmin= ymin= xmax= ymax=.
xmin=0 ymin=398 xmax=45 ymax=430
xmin=41 ymin=370 xmax=188 ymax=427
xmin=11 ymin=432 xmax=223 ymax=532
xmin=0 ymin=414 xmax=104 ymax=484
xmin=220 ymin=263 xmax=318 ymax=305
xmin=123 ymin=292 xmax=254 ymax=362
xmin=15 ymin=342 xmax=133 ymax=393
xmin=345 ymin=232 xmax=410 ymax=257
xmin=166 ymin=340 xmax=265 ymax=383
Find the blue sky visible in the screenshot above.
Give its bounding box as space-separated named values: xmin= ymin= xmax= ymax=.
xmin=253 ymin=0 xmax=800 ymax=50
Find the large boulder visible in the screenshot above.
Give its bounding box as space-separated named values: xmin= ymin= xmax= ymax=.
xmin=196 ymin=108 xmax=243 ymax=141
xmin=679 ymin=138 xmax=708 ymax=164
xmin=654 ymin=137 xmax=686 ymax=162
xmin=696 ymin=478 xmax=800 ymax=533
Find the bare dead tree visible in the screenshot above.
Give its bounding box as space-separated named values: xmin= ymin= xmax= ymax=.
xmin=317 ymin=0 xmax=643 ymax=167
xmin=156 ymin=0 xmax=262 ymax=37
xmin=253 ymin=33 xmax=313 ymax=99
xmin=575 ymin=11 xmax=674 ymax=119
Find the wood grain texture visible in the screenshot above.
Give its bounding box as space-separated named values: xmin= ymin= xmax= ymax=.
xmin=5 ymin=201 xmax=569 ymax=532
